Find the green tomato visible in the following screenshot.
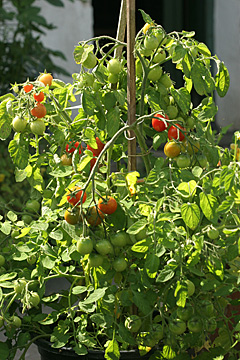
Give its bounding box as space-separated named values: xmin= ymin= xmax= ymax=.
xmin=153 ymin=28 xmax=165 ymax=44
xmin=14 ymin=279 xmax=27 ymax=294
xmin=196 ymin=154 xmax=208 ymax=168
xmin=83 ymin=52 xmax=97 ymax=69
xmin=107 ymin=58 xmax=122 ymax=75
xmin=12 ymin=315 xmax=22 ymax=328
xmin=95 ymin=239 xmax=114 ymax=256
xmin=12 ymin=116 xmax=27 ymax=133
xmin=176 ymin=154 xmax=191 ymax=168
xmin=43 ymin=189 xmax=53 ymax=199
xmin=27 ymin=254 xmax=37 ymax=265
xmin=206 ymin=317 xmax=217 ymax=332
xmin=152 ymin=323 xmax=164 ymax=341
xmin=148 ymin=66 xmax=163 ymax=81
xmin=177 ymin=304 xmax=194 ymax=321
xmin=84 ymin=73 xmax=94 ymax=87
xmin=187 ymin=316 xmax=203 ymax=333
xmin=77 ymin=237 xmax=94 ymax=255
xmin=166 ymin=105 xmax=178 ymax=119
xmin=110 ymin=231 xmax=129 ymax=247
xmin=28 ymin=292 xmax=40 ymax=308
xmin=0 ymin=255 xmax=5 ymax=267
xmin=21 ymin=215 xmax=32 ymax=224
xmin=187 ymin=280 xmax=195 ymax=296
xmin=108 ymin=73 xmax=118 ymax=84
xmin=30 ymin=119 xmax=46 ymax=135
xmin=144 ymin=35 xmax=159 ymax=50
xmin=125 ymin=315 xmax=142 ymax=333
xmin=159 ymin=73 xmax=172 ymax=88
xmin=11 ymin=230 xmax=20 ymax=239
xmin=88 ymin=253 xmax=104 ymax=267
xmin=169 ymin=318 xmax=187 ymax=335
xmin=207 ymin=227 xmax=219 ymax=240
xmin=113 ymin=257 xmax=127 ymax=272
xmin=25 ymin=199 xmax=40 ymax=213
xmin=135 ymin=227 xmax=147 ymax=241
xmin=153 ymin=50 xmax=166 ymax=64
xmin=200 ymin=300 xmax=214 ymax=317
xmin=141 ymin=47 xmax=153 ymax=57
xmin=157 ymin=82 xmax=168 ymax=96
xmin=186 ymin=116 xmax=195 ymax=129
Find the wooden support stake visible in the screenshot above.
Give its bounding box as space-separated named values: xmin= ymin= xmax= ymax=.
xmin=114 ymin=0 xmax=127 ymax=59
xmin=127 ymin=0 xmax=136 ymax=172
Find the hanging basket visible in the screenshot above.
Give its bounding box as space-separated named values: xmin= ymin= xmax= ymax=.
xmin=35 ymin=338 xmax=154 ymax=360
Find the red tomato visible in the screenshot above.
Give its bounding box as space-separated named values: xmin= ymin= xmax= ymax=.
xmin=23 ymin=84 xmax=33 ymax=93
xmin=90 ymin=156 xmax=97 ymax=170
xmin=31 ymin=103 xmax=47 ymax=118
xmin=33 ymin=92 xmax=44 ymax=102
xmin=66 ymin=141 xmax=82 ymax=154
xmin=87 ymin=137 xmax=104 ymax=156
xmin=168 ymin=124 xmax=186 ymax=141
xmin=152 ymin=113 xmax=169 ymax=132
xmin=98 ymin=196 xmax=117 ymax=215
xmin=66 ymin=187 xmax=87 ymax=207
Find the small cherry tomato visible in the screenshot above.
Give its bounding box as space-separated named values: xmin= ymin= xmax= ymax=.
xmin=152 ymin=113 xmax=169 ymax=132
xmin=83 ymin=52 xmax=97 ymax=69
xmin=64 ymin=208 xmax=80 ymax=225
xmin=169 ymin=318 xmax=187 ymax=335
xmin=107 ymin=58 xmax=122 ymax=75
xmin=95 ymin=239 xmax=114 ymax=256
xmin=66 ymin=187 xmax=87 ymax=207
xmin=12 ymin=116 xmax=27 ymax=133
xmin=168 ymin=124 xmax=185 ymax=141
xmin=88 ymin=253 xmax=104 ymax=267
xmin=38 ymin=73 xmax=53 ymax=87
xmin=110 ymin=231 xmax=129 ymax=247
xmin=0 ymin=255 xmax=5 ymax=267
xmin=98 ymin=196 xmax=117 ymax=215
xmin=113 ymin=257 xmax=128 ymax=272
xmin=61 ymin=154 xmax=72 ymax=166
xmin=86 ymin=206 xmax=104 ymax=226
xmin=30 ymin=119 xmax=46 ymax=135
xmin=28 ymin=292 xmax=40 ymax=307
xmin=164 ymin=141 xmax=181 ymax=158
xmin=23 ymin=84 xmax=33 ymax=93
xmin=31 ymin=103 xmax=47 ymax=118
xmin=77 ymin=237 xmax=94 ymax=255
xmin=187 ymin=316 xmax=203 ymax=333
xmin=33 ymin=92 xmax=44 ymax=102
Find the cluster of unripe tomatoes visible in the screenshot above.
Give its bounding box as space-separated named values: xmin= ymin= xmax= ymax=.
xmin=12 ymin=73 xmax=53 ymax=136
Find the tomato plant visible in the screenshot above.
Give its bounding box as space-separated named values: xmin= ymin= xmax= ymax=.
xmin=125 ymin=315 xmax=142 ymax=333
xmin=25 ymin=199 xmax=40 ymax=213
xmin=187 ymin=316 xmax=203 ymax=333
xmin=113 ymin=257 xmax=128 ymax=272
xmin=107 ymin=58 xmax=122 ymax=74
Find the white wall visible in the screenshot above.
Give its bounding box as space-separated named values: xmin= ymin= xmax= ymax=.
xmin=214 ymin=0 xmax=240 ymax=132
xmin=36 ymin=0 xmax=94 ymax=84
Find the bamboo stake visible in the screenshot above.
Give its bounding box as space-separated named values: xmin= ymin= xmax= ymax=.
xmin=114 ymin=0 xmax=127 ymax=59
xmin=126 ymin=0 xmax=136 ymax=172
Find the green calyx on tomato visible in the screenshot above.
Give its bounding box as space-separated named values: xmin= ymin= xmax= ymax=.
xmin=77 ymin=237 xmax=94 ymax=255
xmin=125 ymin=315 xmax=142 ymax=333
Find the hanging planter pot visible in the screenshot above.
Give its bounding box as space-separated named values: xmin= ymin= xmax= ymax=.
xmin=36 ymin=338 xmax=154 ymax=360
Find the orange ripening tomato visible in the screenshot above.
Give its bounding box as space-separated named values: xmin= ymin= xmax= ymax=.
xmin=64 ymin=208 xmax=80 ymax=225
xmin=66 ymin=187 xmax=87 ymax=207
xmin=87 ymin=137 xmax=105 ymax=156
xmin=86 ymin=206 xmax=104 ymax=226
xmin=23 ymin=84 xmax=33 ymax=93
xmin=33 ymin=92 xmax=44 ymax=102
xmin=31 ymin=103 xmax=47 ymax=118
xmin=152 ymin=113 xmax=169 ymax=132
xmin=98 ymin=196 xmax=117 ymax=215
xmin=164 ymin=141 xmax=181 ymax=158
xmin=38 ymin=73 xmax=53 ymax=87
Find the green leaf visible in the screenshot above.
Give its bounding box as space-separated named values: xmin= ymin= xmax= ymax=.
xmin=45 ymin=0 xmax=64 ymax=6
xmin=0 ymin=342 xmax=9 ymax=360
xmin=215 ymin=61 xmax=230 ymax=97
xmin=106 ymin=203 xmax=126 ymax=230
xmin=181 ymin=203 xmax=200 ymax=230
xmin=0 ymin=272 xmax=17 ymax=282
xmin=131 ymin=239 xmax=150 ymax=253
xmin=145 ymin=253 xmax=160 ymax=278
xmin=0 ymin=100 xmax=12 ymax=140
xmin=172 ymin=44 xmax=187 ymax=63
xmin=170 ymin=87 xmax=191 ymax=114
xmin=0 ymin=221 xmax=11 ymax=235
xmin=198 ymin=98 xmax=218 ymax=122
xmin=49 ymin=166 xmax=73 ymax=177
xmin=72 ymin=286 xmax=88 ymax=295
xmin=42 ymin=255 xmax=56 ymax=269
xmin=127 ymin=219 xmax=148 ymax=235
xmin=106 ymin=107 xmax=120 ymax=137
xmin=182 ymin=53 xmax=192 ymax=78
xmin=105 ymin=339 xmax=120 ymax=360
xmin=191 ymin=60 xmax=215 ymax=96
xmin=156 ymin=268 xmax=175 ymax=283
xmin=82 ymin=90 xmax=96 ymax=116
xmin=82 ymin=288 xmax=107 ymax=305
xmin=197 ymin=42 xmax=211 ymax=57
xmin=139 ymin=9 xmax=153 ymax=24
xmin=8 ymin=136 xmax=29 ymax=170
xmin=199 ymin=192 xmax=218 ymax=221
xmin=177 ymin=180 xmax=197 ymax=198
